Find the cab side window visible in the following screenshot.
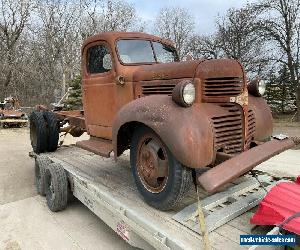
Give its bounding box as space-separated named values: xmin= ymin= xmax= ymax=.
xmin=87 ymin=45 xmax=112 ymax=74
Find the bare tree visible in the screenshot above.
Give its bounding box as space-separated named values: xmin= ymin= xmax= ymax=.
xmin=255 ymin=0 xmax=300 ymax=121
xmin=81 ymin=0 xmax=139 ymax=38
xmin=154 ymin=7 xmax=195 ymax=59
xmin=187 ymin=34 xmax=222 ymax=59
xmin=0 ymin=0 xmax=34 ymax=99
xmin=216 ymin=6 xmax=268 ymax=74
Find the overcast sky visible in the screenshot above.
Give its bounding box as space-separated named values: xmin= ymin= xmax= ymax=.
xmin=125 ymin=0 xmax=257 ymax=35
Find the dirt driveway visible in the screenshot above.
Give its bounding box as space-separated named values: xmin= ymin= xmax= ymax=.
xmin=0 ymin=128 xmax=135 ymax=250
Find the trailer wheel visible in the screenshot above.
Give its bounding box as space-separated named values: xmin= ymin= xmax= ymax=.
xmin=43 ymin=111 xmax=59 ymax=152
xmin=30 ymin=111 xmax=47 ymax=153
xmin=44 ymin=163 xmax=68 ymax=212
xmin=130 ymin=126 xmax=192 ymax=211
xmin=35 ymin=156 xmax=52 ymax=196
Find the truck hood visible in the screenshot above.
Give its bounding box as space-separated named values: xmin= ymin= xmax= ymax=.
xmin=133 ymin=60 xmax=204 ymax=82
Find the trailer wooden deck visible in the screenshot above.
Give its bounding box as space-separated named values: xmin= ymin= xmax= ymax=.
xmin=41 ymin=145 xmax=280 ymax=250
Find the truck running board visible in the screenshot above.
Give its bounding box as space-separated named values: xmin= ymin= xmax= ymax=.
xmin=173 ymin=175 xmax=276 ymax=233
xmin=76 ymin=137 xmax=113 ymax=157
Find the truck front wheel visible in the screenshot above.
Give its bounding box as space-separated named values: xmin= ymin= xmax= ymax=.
xmin=130 ymin=126 xmax=192 ymax=211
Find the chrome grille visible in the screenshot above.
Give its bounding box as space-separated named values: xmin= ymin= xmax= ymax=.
xmin=245 ymin=109 xmax=255 ymax=148
xmin=212 ymin=103 xmax=243 ymax=154
xmin=141 ymin=84 xmax=176 ymax=96
xmin=203 ymin=77 xmax=243 ymax=97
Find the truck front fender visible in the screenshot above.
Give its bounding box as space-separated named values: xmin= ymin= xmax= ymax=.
xmin=248 ymin=95 xmax=273 ymax=141
xmin=112 ymin=95 xmax=216 ymax=169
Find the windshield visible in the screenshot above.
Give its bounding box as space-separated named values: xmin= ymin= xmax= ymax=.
xmin=117 ymin=40 xmax=155 ymax=64
xmin=117 ymin=39 xmax=178 ymax=64
xmin=153 ymin=42 xmax=177 ymax=63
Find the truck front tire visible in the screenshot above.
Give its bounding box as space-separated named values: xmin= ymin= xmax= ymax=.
xmin=130 ymin=126 xmax=192 ymax=211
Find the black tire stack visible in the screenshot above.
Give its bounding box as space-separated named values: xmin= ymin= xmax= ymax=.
xmin=29 ymin=111 xmax=60 ymax=154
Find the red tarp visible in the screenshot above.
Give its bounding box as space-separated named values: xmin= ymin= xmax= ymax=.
xmin=251 ymin=178 xmax=300 ymax=235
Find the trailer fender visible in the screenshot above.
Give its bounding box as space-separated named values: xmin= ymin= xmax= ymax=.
xmin=112 ymin=95 xmax=216 ymax=169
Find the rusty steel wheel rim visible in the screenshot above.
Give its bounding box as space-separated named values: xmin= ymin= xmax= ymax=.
xmin=136 ymin=133 xmax=169 ymax=193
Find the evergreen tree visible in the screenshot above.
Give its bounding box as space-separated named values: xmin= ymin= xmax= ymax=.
xmin=64 ymin=75 xmax=82 ymax=110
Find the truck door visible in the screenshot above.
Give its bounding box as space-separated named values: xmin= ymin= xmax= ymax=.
xmin=82 ymin=41 xmax=116 ymax=139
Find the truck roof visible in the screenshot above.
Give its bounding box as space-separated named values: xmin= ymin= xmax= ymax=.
xmin=81 ymin=31 xmax=175 ymax=52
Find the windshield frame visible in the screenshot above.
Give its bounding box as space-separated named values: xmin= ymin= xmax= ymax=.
xmin=115 ymin=38 xmax=179 ymax=66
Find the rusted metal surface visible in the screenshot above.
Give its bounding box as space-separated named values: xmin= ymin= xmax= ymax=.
xmin=136 ymin=130 xmax=169 ymax=193
xmin=248 ymin=95 xmax=273 ymax=141
xmin=112 ymin=95 xmax=241 ymax=169
xmin=76 ymin=137 xmax=113 ymax=157
xmin=0 ymin=97 xmax=28 ymax=127
xmin=198 ymin=138 xmax=296 ymax=193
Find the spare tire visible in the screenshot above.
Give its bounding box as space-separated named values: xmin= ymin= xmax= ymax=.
xmin=44 ymin=111 xmax=59 ymax=152
xmin=30 ymin=111 xmax=47 ymax=154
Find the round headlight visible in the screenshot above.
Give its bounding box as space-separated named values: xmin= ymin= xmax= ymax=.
xmin=258 ymin=80 xmax=266 ymax=96
xmin=247 ymin=78 xmax=266 ymax=97
xmin=182 ymin=83 xmax=195 ymax=105
xmin=172 ymin=80 xmax=195 ymax=107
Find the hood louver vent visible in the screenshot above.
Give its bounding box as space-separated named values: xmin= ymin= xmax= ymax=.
xmin=141 ymin=84 xmax=176 ymax=96
xmin=204 ymin=77 xmax=243 ymax=98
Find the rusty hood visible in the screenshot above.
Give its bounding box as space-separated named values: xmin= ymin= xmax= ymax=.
xmin=132 ymin=60 xmax=204 ymax=82
xmin=132 ymin=59 xmax=244 ymax=82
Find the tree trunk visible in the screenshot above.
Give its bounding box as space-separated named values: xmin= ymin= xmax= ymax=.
xmin=296 ymin=87 xmax=300 ymax=122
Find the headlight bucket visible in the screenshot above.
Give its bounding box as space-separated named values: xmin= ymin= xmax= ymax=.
xmin=172 ymin=80 xmax=195 ymax=107
xmin=247 ymin=78 xmax=266 ymax=97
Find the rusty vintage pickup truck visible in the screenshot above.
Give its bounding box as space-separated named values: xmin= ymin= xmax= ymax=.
xmin=29 ymin=32 xmax=298 ymax=210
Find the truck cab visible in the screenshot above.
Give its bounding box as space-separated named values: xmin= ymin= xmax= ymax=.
xmin=81 ymin=32 xmax=179 ymax=140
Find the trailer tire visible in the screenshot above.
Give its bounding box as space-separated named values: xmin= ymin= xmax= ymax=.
xmin=35 ymin=156 xmax=52 ymax=196
xmin=30 ymin=111 xmax=47 ymax=153
xmin=45 ymin=163 xmax=68 ymax=212
xmin=130 ymin=126 xmax=192 ymax=211
xmin=44 ymin=111 xmax=59 ymax=152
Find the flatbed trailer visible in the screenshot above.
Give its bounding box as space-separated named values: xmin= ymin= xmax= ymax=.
xmin=33 ymin=145 xmax=283 ymax=250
